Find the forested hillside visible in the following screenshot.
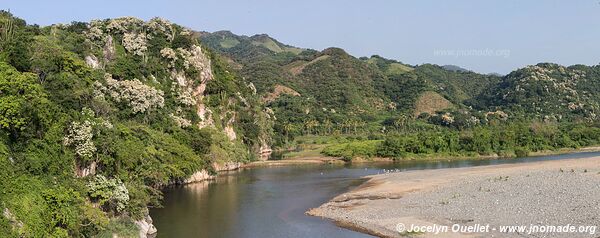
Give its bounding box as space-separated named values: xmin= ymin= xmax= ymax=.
xmin=471 ymin=63 xmax=600 ymax=121
xmin=201 ymin=31 xmax=600 ymax=160
xmin=0 ymin=12 xmax=272 ymax=237
xmin=200 ymin=31 xmax=506 ymax=144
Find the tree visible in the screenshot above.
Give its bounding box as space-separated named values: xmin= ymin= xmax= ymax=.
xmin=322 ymin=119 xmax=333 ymax=134
xmin=0 ymin=11 xmax=35 ymax=71
xmin=0 ymin=62 xmax=50 ymax=139
xmin=30 ymin=35 xmax=90 ymax=84
xmin=282 ymin=123 xmax=294 ymax=143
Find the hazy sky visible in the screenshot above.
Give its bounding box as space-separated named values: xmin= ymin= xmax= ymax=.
xmin=3 ymin=0 xmax=600 ymax=74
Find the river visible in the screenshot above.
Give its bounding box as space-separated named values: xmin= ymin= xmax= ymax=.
xmin=150 ymin=151 xmax=600 ymax=238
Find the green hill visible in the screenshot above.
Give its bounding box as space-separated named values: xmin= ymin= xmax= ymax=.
xmin=199 ymin=31 xmax=513 ymax=144
xmin=471 ymin=63 xmax=600 ymax=121
xmin=0 ymin=12 xmax=272 ymax=237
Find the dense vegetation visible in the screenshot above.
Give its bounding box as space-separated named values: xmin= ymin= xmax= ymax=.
xmin=323 ymin=122 xmax=600 ymax=160
xmin=201 ymin=30 xmax=600 ymax=161
xmin=0 ymin=12 xmax=271 ymax=237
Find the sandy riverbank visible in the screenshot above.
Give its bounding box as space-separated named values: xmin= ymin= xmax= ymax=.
xmin=308 ymin=156 xmax=600 ymax=237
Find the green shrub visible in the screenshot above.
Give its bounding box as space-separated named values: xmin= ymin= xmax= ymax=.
xmin=322 ymin=140 xmax=380 ymax=160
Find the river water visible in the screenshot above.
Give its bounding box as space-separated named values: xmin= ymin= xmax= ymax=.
xmin=150 ymin=151 xmax=600 ymax=238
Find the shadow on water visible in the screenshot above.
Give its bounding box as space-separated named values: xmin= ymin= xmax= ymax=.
xmin=150 ymin=151 xmax=600 ymax=238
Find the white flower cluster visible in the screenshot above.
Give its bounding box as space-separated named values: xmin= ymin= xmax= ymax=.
xmin=162 ymin=46 xmax=211 ymax=75
xmin=146 ymin=17 xmax=174 ymax=40
xmin=169 ymin=113 xmax=192 ymax=128
xmin=236 ymin=92 xmax=249 ymax=107
xmin=97 ymin=74 xmax=165 ymax=113
xmin=160 ymin=47 xmax=178 ymax=68
xmin=106 ymin=17 xmax=144 ymax=34
xmin=180 ymin=28 xmax=192 ymax=36
xmin=171 ymin=84 xmax=196 ymax=106
xmin=122 ymin=32 xmax=148 ymax=56
xmin=177 ymin=45 xmax=210 ymax=71
xmin=63 ymin=108 xmax=113 ymax=158
xmin=85 ymin=16 xmax=178 ymax=52
xmin=84 ymin=20 xmax=105 ymax=46
xmin=87 ymin=174 xmax=130 ymax=213
xmin=64 ymin=120 xmax=96 ymax=159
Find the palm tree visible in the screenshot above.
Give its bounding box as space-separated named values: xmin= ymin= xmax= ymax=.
xmin=342 ymin=119 xmax=352 ymax=134
xmin=351 ymin=120 xmax=360 ymax=134
xmin=305 ymin=120 xmax=319 ymax=135
xmin=322 ymin=119 xmax=333 ymax=135
xmin=282 ymin=123 xmax=294 ymax=143
xmin=394 ymin=114 xmax=408 ymax=132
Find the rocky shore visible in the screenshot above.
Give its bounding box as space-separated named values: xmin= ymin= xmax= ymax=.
xmin=308 ymin=157 xmax=600 ymax=237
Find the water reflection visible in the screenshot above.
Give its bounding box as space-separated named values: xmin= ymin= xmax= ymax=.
xmin=151 ymin=151 xmax=600 ymax=238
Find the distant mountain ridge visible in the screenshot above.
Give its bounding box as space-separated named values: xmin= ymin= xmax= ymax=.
xmin=442 ymin=64 xmax=471 ymax=72
xmin=199 ymin=31 xmax=498 ymax=113
xmin=200 ymin=30 xmax=600 ymax=131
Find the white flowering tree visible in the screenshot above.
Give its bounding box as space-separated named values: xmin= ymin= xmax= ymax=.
xmin=87 ymin=174 xmax=130 ymax=214
xmin=63 ymin=108 xmax=113 ymax=160
xmin=94 ymin=74 xmax=165 ymax=114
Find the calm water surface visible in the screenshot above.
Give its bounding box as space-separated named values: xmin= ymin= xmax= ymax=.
xmin=150 ymin=151 xmax=600 ymax=238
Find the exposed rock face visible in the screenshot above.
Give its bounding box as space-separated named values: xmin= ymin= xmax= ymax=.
xmin=183 ymin=169 xmax=215 ymax=184
xmin=223 ymin=114 xmax=237 ymax=141
xmin=85 ymin=55 xmax=100 ymax=69
xmin=196 ymin=103 xmax=214 ymax=128
xmin=75 ymin=160 xmax=97 ymax=178
xmin=182 ymin=161 xmax=244 ymax=184
xmin=212 ymin=161 xmax=243 ymax=171
xmin=167 ymin=45 xmax=216 ymax=129
xmin=259 ymin=140 xmax=272 ymax=161
xmin=3 ymin=208 xmax=23 ymax=233
xmin=103 ymin=35 xmax=115 ymax=63
xmin=192 ymin=48 xmax=215 ymax=128
xmin=170 ymin=70 xmax=187 ymax=87
xmin=135 ymin=213 xmax=157 ymax=238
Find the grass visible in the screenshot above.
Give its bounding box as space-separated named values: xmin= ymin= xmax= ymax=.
xmin=252 ymin=38 xmax=283 ymax=52
xmin=413 ymin=91 xmax=453 ymax=116
xmin=278 ymin=135 xmax=374 ymax=160
xmin=322 ymin=140 xmax=382 ymax=161
xmin=281 ymin=144 xmax=328 ymax=159
xmin=219 ymin=37 xmax=240 ymax=48
xmin=286 ymin=55 xmax=330 ymax=75
xmin=365 ymin=58 xmax=413 ymax=75
xmin=283 ymin=46 xmax=303 ymax=55
xmin=387 ymin=62 xmax=414 ymax=75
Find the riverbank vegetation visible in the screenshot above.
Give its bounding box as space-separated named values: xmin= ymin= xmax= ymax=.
xmin=320 ymin=122 xmax=600 ymax=160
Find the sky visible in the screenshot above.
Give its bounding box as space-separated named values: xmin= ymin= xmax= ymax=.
xmin=3 ymin=0 xmax=600 ymax=74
